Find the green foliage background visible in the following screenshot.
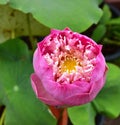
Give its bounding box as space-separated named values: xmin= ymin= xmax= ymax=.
xmin=0 ymin=0 xmax=120 ymax=125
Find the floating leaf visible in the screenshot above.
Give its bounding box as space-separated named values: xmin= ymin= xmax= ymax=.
xmin=0 ymin=39 xmax=55 ymax=125
xmin=93 ymin=63 xmax=120 ymax=118
xmin=68 ymin=103 xmax=96 ymax=125
xmin=91 ymin=24 xmax=106 ymax=42
xmin=100 ymin=4 xmax=111 ymax=24
xmin=0 ymin=0 xmax=103 ymax=32
xmin=0 ymin=4 xmax=49 ymax=43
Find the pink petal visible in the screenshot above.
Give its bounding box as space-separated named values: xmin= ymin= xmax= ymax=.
xmin=40 ymin=76 xmax=91 ymax=103
xmin=31 ymin=73 xmax=62 ymax=106
xmin=61 ymin=74 xmax=106 ymax=106
xmin=91 ymin=53 xmax=107 ymax=82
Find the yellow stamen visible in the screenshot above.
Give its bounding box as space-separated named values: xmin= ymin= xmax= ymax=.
xmin=61 ymin=57 xmax=77 ymax=73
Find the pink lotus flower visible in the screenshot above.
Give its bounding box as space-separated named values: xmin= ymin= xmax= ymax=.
xmin=31 ymin=28 xmax=107 ymax=107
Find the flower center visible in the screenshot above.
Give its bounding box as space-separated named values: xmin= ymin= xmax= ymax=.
xmin=60 ymin=57 xmax=77 ymax=73
xmin=43 ymin=32 xmax=97 ymax=84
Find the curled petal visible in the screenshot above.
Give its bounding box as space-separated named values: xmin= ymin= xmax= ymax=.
xmin=31 ymin=73 xmax=62 ymax=106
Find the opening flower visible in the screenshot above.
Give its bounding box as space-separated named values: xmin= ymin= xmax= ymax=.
xmin=31 ymin=28 xmax=108 ymax=107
